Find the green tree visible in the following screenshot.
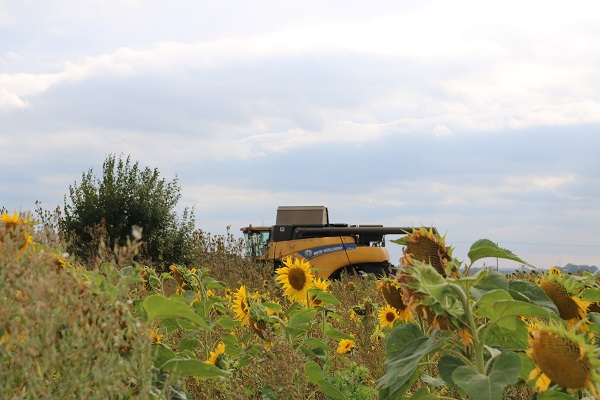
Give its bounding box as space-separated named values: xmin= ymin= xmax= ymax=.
xmin=62 ymin=154 xmax=195 ymax=268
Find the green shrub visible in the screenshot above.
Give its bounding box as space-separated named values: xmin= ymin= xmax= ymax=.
xmin=62 ymin=154 xmax=195 ymax=268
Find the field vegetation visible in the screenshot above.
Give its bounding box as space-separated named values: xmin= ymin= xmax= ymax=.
xmin=2 ymin=155 xmax=600 ymax=399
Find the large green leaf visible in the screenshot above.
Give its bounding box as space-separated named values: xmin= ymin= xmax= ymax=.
xmin=303 ymin=338 xmax=333 ymax=352
xmin=508 ymin=280 xmax=559 ymax=315
xmin=438 ymin=355 xmax=465 ymax=387
xmin=143 ymin=295 xmax=208 ymax=328
xmin=153 ymin=343 xmax=177 ymax=368
xmin=314 ymin=291 xmax=341 ymax=305
xmin=377 ymin=324 xmax=446 ymax=399
xmin=474 ymin=290 xmax=514 ymax=321
xmin=162 ymin=358 xmax=230 ymax=379
xmin=452 ymin=351 xmax=521 ymax=400
xmin=214 ymin=315 xmax=240 ymax=331
xmin=305 ymin=361 xmax=324 ymax=385
xmin=317 ymin=380 xmax=345 ymax=399
xmin=581 ymin=288 xmax=600 ymax=302
xmin=484 ymin=318 xmax=529 ymax=350
xmin=324 ymin=324 xmax=354 ymax=341
xmin=470 ymin=271 xmax=509 ymax=300
xmin=288 ymin=308 xmax=318 ymax=329
xmin=483 ymin=299 xmax=551 ymax=321
xmin=405 ymin=387 xmax=439 ymax=400
xmin=468 ymin=239 xmax=534 ymax=267
xmin=179 ymin=338 xmax=200 ymax=353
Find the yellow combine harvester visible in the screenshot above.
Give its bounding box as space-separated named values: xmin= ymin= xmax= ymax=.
xmin=241 ymin=206 xmax=436 ymax=279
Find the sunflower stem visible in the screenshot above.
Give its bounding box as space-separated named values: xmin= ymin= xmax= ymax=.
xmin=449 ymin=283 xmax=485 ymax=373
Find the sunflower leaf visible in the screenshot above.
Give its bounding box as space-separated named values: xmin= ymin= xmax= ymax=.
xmin=405 ymin=387 xmax=439 ymax=399
xmin=484 ymin=318 xmax=529 ymax=350
xmin=468 ymin=239 xmax=534 ymax=268
xmin=452 ymin=351 xmax=520 ymax=400
xmin=161 ymin=358 xmax=230 ymax=379
xmin=314 ymin=291 xmax=341 ymax=305
xmin=305 ymin=361 xmax=324 ymax=385
xmin=581 ymin=288 xmax=600 ymax=302
xmin=508 ymin=280 xmax=559 ymax=315
xmin=377 ymin=323 xmax=446 ymax=398
xmin=438 ymin=355 xmax=465 ymax=387
xmin=143 ymin=295 xmax=208 ymax=328
xmin=316 ymin=379 xmax=345 ymax=399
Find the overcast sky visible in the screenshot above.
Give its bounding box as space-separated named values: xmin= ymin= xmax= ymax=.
xmin=2 ymin=0 xmax=600 ymax=269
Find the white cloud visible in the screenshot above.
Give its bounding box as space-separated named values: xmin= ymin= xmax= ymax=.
xmin=501 ymin=174 xmax=575 ymax=193
xmin=0 ymin=87 xmax=28 ymax=111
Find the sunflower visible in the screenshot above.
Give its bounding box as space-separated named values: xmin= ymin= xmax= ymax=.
xmin=169 ymin=264 xmax=200 ymax=292
xmin=399 ymin=227 xmax=454 ymax=277
xmin=397 ymin=259 xmax=465 ymax=332
xmin=527 ymin=323 xmax=600 ymax=396
xmin=377 ymin=278 xmax=412 ymax=322
xmin=538 ymin=271 xmax=592 ymax=324
xmin=309 ymin=277 xmax=331 ymax=307
xmin=0 ymin=210 xmax=33 ymax=251
xmin=276 ymin=256 xmax=314 ymax=305
xmin=232 ymin=285 xmax=250 ymax=326
xmin=206 ymin=343 xmax=226 ymax=368
xmin=379 ymin=305 xmax=399 ymax=328
xmin=337 ymin=338 xmax=355 ymax=354
xmin=149 ymin=327 xmax=163 ymax=344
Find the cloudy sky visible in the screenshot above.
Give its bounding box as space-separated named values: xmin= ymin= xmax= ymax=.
xmin=2 ymin=0 xmax=600 ymax=269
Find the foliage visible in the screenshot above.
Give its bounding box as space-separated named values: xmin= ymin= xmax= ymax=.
xmin=0 ymin=212 xmax=155 ymax=398
xmin=4 ymin=209 xmax=600 ymax=400
xmin=61 ymin=153 xmax=195 ymax=268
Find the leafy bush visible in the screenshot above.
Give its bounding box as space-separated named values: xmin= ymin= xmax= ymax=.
xmin=0 ymin=214 xmax=155 ymax=399
xmin=62 ymin=154 xmax=195 ymax=268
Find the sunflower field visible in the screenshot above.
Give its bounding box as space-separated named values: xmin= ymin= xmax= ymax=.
xmin=2 ymin=210 xmax=600 ymax=400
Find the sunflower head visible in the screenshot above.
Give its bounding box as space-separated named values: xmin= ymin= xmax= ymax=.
xmin=0 ymin=210 xmax=33 ymax=251
xmin=168 ymin=264 xmax=200 ymax=292
xmin=248 ymin=300 xmax=274 ymax=340
xmin=527 ymin=323 xmax=600 ymax=396
xmin=337 ymin=337 xmax=355 ymax=354
xmin=206 ymin=343 xmax=228 ymax=369
xmin=397 ymin=259 xmax=465 ymax=331
xmin=538 ymin=271 xmax=592 ymax=322
xmin=275 ymin=256 xmax=314 ymax=305
xmin=377 ymin=278 xmax=408 ymax=311
xmin=232 ymin=285 xmax=250 ymax=326
xmin=309 ymin=277 xmax=331 ymax=307
xmin=378 ymin=305 xmax=399 ymax=328
xmin=149 ymin=327 xmax=163 ymax=344
xmin=399 ymin=227 xmax=454 ymax=277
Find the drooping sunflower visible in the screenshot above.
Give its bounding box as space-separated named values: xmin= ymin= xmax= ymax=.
xmin=527 ymin=323 xmax=600 ymax=396
xmin=206 ymin=343 xmax=227 ymax=368
xmin=378 ymin=305 xmax=399 ymax=328
xmin=377 ymin=278 xmax=412 ymax=322
xmin=399 ymin=227 xmax=455 ymax=277
xmin=337 ymin=338 xmax=355 ymax=354
xmin=397 ymin=259 xmax=466 ymax=332
xmin=276 ymin=256 xmax=314 ymax=305
xmin=232 ymin=285 xmax=250 ymax=326
xmin=538 ymin=271 xmax=592 ymax=324
xmin=169 ymin=264 xmax=200 ymax=292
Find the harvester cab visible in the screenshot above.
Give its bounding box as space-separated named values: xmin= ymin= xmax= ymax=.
xmin=241 ymin=206 xmax=434 ymax=279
